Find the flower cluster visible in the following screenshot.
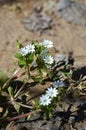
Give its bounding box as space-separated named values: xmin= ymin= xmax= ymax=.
xmin=39 ymin=49 xmax=49 ymax=59
xmin=18 ymin=40 xmax=54 ymax=65
xmin=43 ymin=55 xmax=54 ymax=65
xmin=40 ymin=95 xmax=51 ymax=106
xmin=19 ymin=44 xmax=35 ymax=56
xmin=39 ymin=80 xmax=65 ymax=106
xmin=16 ymin=39 xmax=54 ymax=82
xmin=53 ymin=80 xmax=65 ymax=88
xmin=39 ymin=87 xmax=58 ymax=106
xmin=15 ymin=39 xmax=66 ymax=120
xmin=19 ymin=47 xmax=29 ymax=56
xmin=40 ymin=40 xmax=53 ymax=48
xmin=39 ymin=40 xmax=54 ymax=65
xmin=46 ymin=87 xmax=58 ymax=98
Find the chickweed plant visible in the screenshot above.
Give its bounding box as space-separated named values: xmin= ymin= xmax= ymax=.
xmin=0 ymin=39 xmax=73 ymax=128
xmin=37 ymin=79 xmax=65 ymax=119
xmin=15 ymin=40 xmax=66 ymax=119
xmin=15 ymin=40 xmax=54 ymax=82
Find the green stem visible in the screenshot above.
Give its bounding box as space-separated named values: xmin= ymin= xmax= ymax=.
xmin=7 ymin=109 xmax=41 ymax=121
xmin=26 ymin=57 xmax=31 ymax=79
xmin=27 ymin=64 xmax=30 ymax=79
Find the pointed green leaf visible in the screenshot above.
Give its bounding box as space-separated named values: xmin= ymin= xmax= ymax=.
xmin=18 ymin=60 xmax=26 ymax=68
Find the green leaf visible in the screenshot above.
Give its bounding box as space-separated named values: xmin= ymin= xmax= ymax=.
xmin=15 ymin=53 xmax=22 ymax=59
xmin=16 ymin=40 xmax=23 ymax=49
xmin=31 ymin=40 xmax=35 ymax=45
xmin=31 ymin=76 xmax=43 ymax=83
xmin=27 ymin=54 xmax=34 ymax=64
xmin=36 ymin=57 xmax=44 ymax=68
xmin=35 ymin=44 xmax=43 ymax=54
xmin=0 ymin=91 xmax=9 ymax=97
xmin=14 ymin=103 xmax=20 ymax=113
xmin=32 ymin=101 xmax=40 ymax=110
xmin=2 ymin=108 xmax=8 ymax=118
xmin=18 ymin=60 xmax=26 ymax=68
xmin=0 ymin=71 xmax=9 ymax=86
xmin=8 ymin=86 xmax=14 ymax=99
xmin=27 ymin=115 xmax=31 ymax=120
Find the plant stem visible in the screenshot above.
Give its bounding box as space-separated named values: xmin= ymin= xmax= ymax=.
xmin=16 ymin=102 xmax=33 ymax=109
xmin=26 ymin=57 xmax=31 ymax=79
xmin=27 ymin=64 xmax=30 ymax=79
xmin=7 ymin=109 xmax=41 ymax=121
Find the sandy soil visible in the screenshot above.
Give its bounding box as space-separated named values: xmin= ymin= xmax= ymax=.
xmin=0 ymin=1 xmax=86 ymax=130
xmin=0 ymin=0 xmax=86 ymax=76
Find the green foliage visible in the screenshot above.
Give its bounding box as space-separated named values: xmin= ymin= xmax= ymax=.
xmin=15 ymin=41 xmax=54 ymax=81
xmin=0 ymin=71 xmax=9 ymax=87
xmin=1 ymin=39 xmax=84 ymax=128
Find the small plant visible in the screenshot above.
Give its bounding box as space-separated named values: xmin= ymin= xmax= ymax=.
xmin=15 ymin=40 xmax=54 ymax=82
xmin=38 ymin=80 xmax=65 ymax=119
xmin=1 ymin=39 xmax=79 ymax=129
xmin=14 ymin=39 xmax=67 ymax=119
xmin=0 ymin=40 xmax=68 ymax=126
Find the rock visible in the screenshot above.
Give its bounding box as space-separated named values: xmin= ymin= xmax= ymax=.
xmin=54 ymin=54 xmax=68 ymax=64
xmin=5 ymin=92 xmax=86 ymax=130
xmin=5 ymin=121 xmax=21 ymax=130
xmin=57 ymin=0 xmax=86 ymax=26
xmin=74 ymin=122 xmax=86 ymax=130
xmin=22 ymin=10 xmax=52 ymax=33
xmin=43 ymin=0 xmax=57 ymax=15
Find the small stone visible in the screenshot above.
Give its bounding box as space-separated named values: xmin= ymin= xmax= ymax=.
xmin=57 ymin=0 xmax=86 ymax=26
xmin=22 ymin=10 xmax=52 ymax=33
xmin=5 ymin=121 xmax=21 ymax=130
xmin=69 ymin=116 xmax=75 ymax=124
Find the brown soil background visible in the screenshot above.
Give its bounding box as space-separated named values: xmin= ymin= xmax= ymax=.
xmin=0 ymin=0 xmax=86 ymax=76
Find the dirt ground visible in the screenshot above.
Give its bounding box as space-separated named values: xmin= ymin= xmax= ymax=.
xmin=0 ymin=0 xmax=86 ymax=76
xmin=0 ymin=1 xmax=86 ymax=130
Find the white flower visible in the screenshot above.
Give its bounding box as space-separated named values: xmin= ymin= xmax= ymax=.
xmin=43 ymin=55 xmax=54 ymax=64
xmin=26 ymin=44 xmax=35 ymax=53
xmin=19 ymin=44 xmax=35 ymax=56
xmin=53 ymin=80 xmax=65 ymax=88
xmin=41 ymin=40 xmax=53 ymax=48
xmin=40 ymin=49 xmax=49 ymax=59
xmin=19 ymin=47 xmax=29 ymax=56
xmin=39 ymin=42 xmax=43 ymax=46
xmin=40 ymin=95 xmax=51 ymax=106
xmin=46 ymin=87 xmax=58 ymax=98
